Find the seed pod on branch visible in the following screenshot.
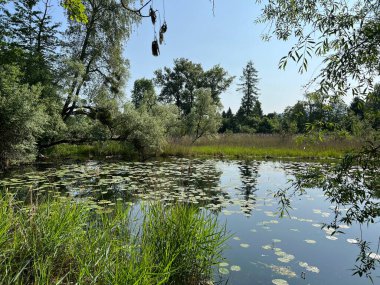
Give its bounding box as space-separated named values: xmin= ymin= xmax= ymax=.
xmin=149 ymin=7 xmax=156 ymax=25
xmin=152 ymin=38 xmax=160 ymax=56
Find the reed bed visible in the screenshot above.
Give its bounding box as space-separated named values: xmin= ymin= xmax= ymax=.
xmin=164 ymin=134 xmax=363 ymax=159
xmin=0 ymin=192 xmax=227 ymax=285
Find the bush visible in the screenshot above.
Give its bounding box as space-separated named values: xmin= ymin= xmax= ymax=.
xmin=0 ymin=65 xmax=47 ymax=168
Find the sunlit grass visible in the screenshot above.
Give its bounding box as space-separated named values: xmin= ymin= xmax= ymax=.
xmin=163 ymin=134 xmax=362 ymax=159
xmin=0 ymin=192 xmax=227 ymax=285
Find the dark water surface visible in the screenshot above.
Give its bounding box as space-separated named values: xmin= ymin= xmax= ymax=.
xmin=1 ymin=158 xmax=379 ymax=284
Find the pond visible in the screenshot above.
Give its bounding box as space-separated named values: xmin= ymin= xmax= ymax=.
xmin=1 ymin=158 xmax=379 ymax=285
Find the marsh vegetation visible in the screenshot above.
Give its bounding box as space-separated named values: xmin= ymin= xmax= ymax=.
xmin=0 ymin=158 xmax=379 ymax=284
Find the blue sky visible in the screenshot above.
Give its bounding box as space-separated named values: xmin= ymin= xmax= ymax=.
xmin=125 ymin=0 xmax=324 ymax=114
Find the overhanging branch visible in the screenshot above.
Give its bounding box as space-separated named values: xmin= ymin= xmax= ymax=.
xmin=120 ymin=0 xmax=152 ymax=18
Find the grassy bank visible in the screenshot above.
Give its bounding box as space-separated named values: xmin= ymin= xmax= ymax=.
xmin=41 ymin=141 xmax=138 ymax=160
xmin=0 ymin=192 xmax=227 ymax=285
xmin=163 ymin=134 xmax=362 ymax=159
xmin=41 ymin=134 xmax=363 ymax=162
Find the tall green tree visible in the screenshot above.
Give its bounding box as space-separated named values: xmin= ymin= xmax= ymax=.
xmin=1 ymin=0 xmax=61 ymax=90
xmin=0 ymin=65 xmax=46 ymax=168
xmin=186 ymin=88 xmax=222 ymax=142
xmin=237 ymin=61 xmax=260 ymax=117
xmin=60 ymin=0 xmax=138 ymax=123
xmin=154 ymin=58 xmax=234 ymax=115
xmin=131 ymin=78 xmax=156 ymax=109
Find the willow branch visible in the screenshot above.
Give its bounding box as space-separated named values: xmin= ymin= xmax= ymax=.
xmin=120 ymin=0 xmax=152 ymax=18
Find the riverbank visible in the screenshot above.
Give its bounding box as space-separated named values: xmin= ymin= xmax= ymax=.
xmin=40 ymin=134 xmax=362 ymax=162
xmin=162 ymin=134 xmax=362 ymax=160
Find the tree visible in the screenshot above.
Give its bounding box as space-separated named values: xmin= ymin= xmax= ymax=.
xmin=365 ymin=84 xmax=380 ymax=130
xmin=0 ymin=65 xmax=46 ymax=167
xmin=1 ymin=0 xmax=66 ymax=149
xmin=1 ymin=0 xmax=61 ymax=90
xmin=237 ymin=61 xmax=260 ymax=117
xmin=154 ymin=58 xmax=233 ymax=115
xmin=60 ymin=0 xmax=135 ymax=123
xmin=350 ymin=97 xmax=365 ymax=120
xmin=220 ymin=107 xmax=237 ymax=133
xmin=185 ymin=88 xmax=222 ymax=142
xmin=257 ymin=0 xmax=380 ymax=98
xmin=131 ymin=78 xmax=156 ymax=109
xmin=257 ymin=0 xmax=380 ymax=277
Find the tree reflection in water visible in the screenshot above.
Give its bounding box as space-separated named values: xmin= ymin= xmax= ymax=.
xmin=237 ymin=161 xmax=261 ymax=216
xmin=275 ymin=143 xmax=380 ymax=281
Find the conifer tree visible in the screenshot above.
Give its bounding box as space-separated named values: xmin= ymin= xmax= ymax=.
xmin=237 ymin=61 xmax=260 ymax=118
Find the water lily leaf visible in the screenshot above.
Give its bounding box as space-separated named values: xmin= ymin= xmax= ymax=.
xmin=272 ymin=279 xmax=289 ymax=285
xmin=325 ymin=236 xmax=338 ymax=241
xmin=230 ymin=265 xmax=241 ymax=271
xmin=219 ymin=268 xmax=229 ymax=275
xmin=369 ymin=253 xmax=380 ymax=260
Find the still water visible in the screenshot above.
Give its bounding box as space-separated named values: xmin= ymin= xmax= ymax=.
xmin=1 ymin=158 xmax=379 ymax=284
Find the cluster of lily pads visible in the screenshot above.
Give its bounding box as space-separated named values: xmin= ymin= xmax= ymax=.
xmin=1 ymin=158 xmax=377 ymax=284
xmin=0 ymin=159 xmax=265 ymax=217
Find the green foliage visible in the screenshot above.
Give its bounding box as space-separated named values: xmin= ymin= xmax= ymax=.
xmin=185 ymin=88 xmax=222 ymax=142
xmin=273 ymin=138 xmax=380 ymax=279
xmin=61 ymin=0 xmax=134 ymax=121
xmin=258 ymin=0 xmax=380 ymax=97
xmin=237 ymin=61 xmax=260 ymax=117
xmin=0 ymin=193 xmax=227 ymax=284
xmin=155 ymin=58 xmax=234 ymax=115
xmin=131 ymin=78 xmax=157 ymax=109
xmin=0 ymin=65 xmax=47 ymax=167
xmin=62 ymin=0 xmax=88 ymax=23
xmin=164 ymin=134 xmax=359 ymax=159
xmin=114 ymin=103 xmax=176 ymax=158
xmin=2 ymin=0 xmax=61 ymax=88
xmin=142 ymin=202 xmax=228 ymax=284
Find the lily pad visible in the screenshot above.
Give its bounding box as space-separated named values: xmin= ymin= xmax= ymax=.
xmin=369 ymin=253 xmax=380 ymax=260
xmin=219 ymin=268 xmax=229 ymax=275
xmin=230 ymin=265 xmax=241 ymax=271
xmin=272 ymin=279 xmax=289 ymax=285
xmin=325 ymin=236 xmax=338 ymax=241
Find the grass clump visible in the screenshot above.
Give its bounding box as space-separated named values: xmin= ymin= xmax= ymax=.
xmin=142 ymin=203 xmax=228 ymax=285
xmin=0 ymin=192 xmax=227 ymax=285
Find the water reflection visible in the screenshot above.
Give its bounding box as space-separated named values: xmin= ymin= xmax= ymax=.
xmin=0 ymin=158 xmax=379 ymax=284
xmin=236 ymin=161 xmax=260 ymax=216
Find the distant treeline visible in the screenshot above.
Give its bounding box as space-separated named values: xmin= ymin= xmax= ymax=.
xmin=220 ymin=87 xmax=380 ymax=136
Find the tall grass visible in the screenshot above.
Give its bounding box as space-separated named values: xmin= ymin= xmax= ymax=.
xmin=0 ymin=192 xmax=227 ymax=285
xmin=42 ymin=141 xmax=138 ymax=160
xmin=142 ymin=203 xmax=228 ymax=285
xmin=164 ymin=134 xmax=363 ymax=159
